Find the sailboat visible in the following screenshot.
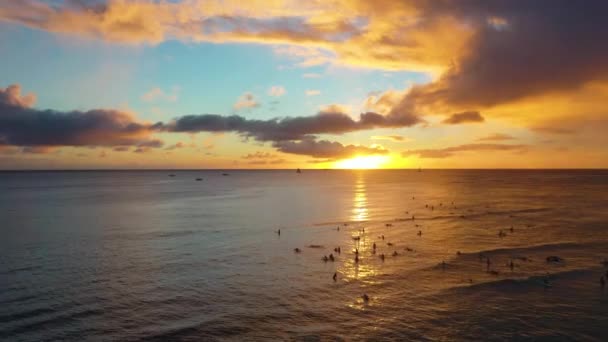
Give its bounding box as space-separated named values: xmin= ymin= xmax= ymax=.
xmin=296 ymin=168 xmax=302 ymax=174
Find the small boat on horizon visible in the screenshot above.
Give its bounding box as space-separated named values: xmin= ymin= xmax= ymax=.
xmin=296 ymin=168 xmax=302 ymax=173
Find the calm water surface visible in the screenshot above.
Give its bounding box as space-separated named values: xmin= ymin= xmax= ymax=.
xmin=1 ymin=170 xmax=608 ymax=341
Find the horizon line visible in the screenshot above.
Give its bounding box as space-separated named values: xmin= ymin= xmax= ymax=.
xmin=1 ymin=168 xmax=607 ymax=172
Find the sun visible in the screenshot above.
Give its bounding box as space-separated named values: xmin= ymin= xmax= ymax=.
xmin=333 ymin=155 xmax=390 ymax=169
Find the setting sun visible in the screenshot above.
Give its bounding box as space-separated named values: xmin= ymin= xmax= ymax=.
xmin=1 ymin=1 xmax=607 ymax=341
xmin=333 ymin=155 xmax=390 ymax=169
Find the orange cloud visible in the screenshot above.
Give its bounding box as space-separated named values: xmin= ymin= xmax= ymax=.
xmin=141 ymin=86 xmax=179 ymax=102
xmin=442 ymin=111 xmax=484 ymax=125
xmin=477 ymin=133 xmax=515 ymax=142
xmin=371 ymin=135 xmax=410 ymax=143
xmin=233 ymin=92 xmax=260 ymax=110
xmin=0 ymin=0 xmax=472 ymax=72
xmin=403 ymin=143 xmax=528 ymax=159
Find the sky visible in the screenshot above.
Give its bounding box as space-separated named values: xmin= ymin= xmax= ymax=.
xmin=0 ymin=0 xmax=607 ymax=169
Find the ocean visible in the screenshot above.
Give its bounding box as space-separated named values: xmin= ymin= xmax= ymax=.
xmin=1 ymin=170 xmax=607 ymax=341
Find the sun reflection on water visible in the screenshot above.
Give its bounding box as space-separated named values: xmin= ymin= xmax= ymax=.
xmin=351 ymin=174 xmax=368 ymax=222
xmin=341 ymin=173 xmax=382 ymax=288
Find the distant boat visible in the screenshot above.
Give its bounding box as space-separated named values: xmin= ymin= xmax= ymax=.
xmin=195 ymin=178 xmax=203 ymax=181
xmin=418 ymin=167 xmax=422 ymax=172
xmin=296 ymin=168 xmax=302 ymax=173
xmin=168 ymin=174 xmax=175 ymax=177
xmin=222 ymin=173 xmax=229 ymax=176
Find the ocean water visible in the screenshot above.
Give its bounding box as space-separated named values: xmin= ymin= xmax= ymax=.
xmin=1 ymin=170 xmax=607 ymax=341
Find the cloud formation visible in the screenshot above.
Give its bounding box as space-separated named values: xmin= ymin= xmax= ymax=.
xmin=141 ymin=87 xmax=179 ymax=102
xmin=165 ymin=142 xmax=185 ymax=150
xmin=0 ymin=0 xmax=470 ymax=71
xmin=442 ymin=111 xmax=484 ymax=125
xmin=0 ymin=84 xmax=162 ymax=150
xmin=3 ymin=1 xmax=607 ymax=86
xmin=163 ymin=108 xmax=421 ymax=142
xmin=385 ymin=0 xmax=608 ymax=118
xmin=0 ymin=84 xmax=36 ymax=107
xmin=273 ymin=137 xmax=388 ymax=158
xmin=532 ymin=127 xmax=576 ymax=135
xmin=242 ymin=151 xmax=278 ymax=160
xmin=242 ymin=151 xmax=286 ymax=164
xmin=403 ymin=143 xmax=528 ymax=159
xmin=268 ymin=86 xmax=286 ymax=97
xmin=3 ymin=1 xmax=606 ymax=124
xmin=158 ymin=105 xmax=413 ymax=158
xmin=477 ymin=133 xmax=514 ymax=141
xmin=233 ymin=92 xmax=260 ymax=110
xmin=1 ymin=84 xmax=412 ymax=160
xmin=371 ymin=135 xmax=410 ymax=142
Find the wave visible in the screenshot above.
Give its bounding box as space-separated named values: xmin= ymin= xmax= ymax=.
xmin=0 ymin=265 xmax=42 ymax=276
xmin=445 ymin=267 xmax=602 ymax=295
xmin=458 ymin=241 xmax=608 ymax=259
xmin=141 ymin=317 xmax=253 ymax=341
xmin=0 ymin=307 xmax=55 ymax=324
xmin=0 ymin=294 xmax=39 ymax=305
xmin=394 ymin=207 xmax=552 ymax=222
xmin=0 ymin=308 xmax=101 ymax=338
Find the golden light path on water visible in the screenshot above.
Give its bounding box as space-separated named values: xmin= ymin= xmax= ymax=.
xmin=351 ymin=174 xmax=368 ymax=222
xmin=341 ymin=172 xmax=381 ymax=309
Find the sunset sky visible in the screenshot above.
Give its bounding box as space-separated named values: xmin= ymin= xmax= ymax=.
xmin=1 ymin=0 xmax=607 ymax=169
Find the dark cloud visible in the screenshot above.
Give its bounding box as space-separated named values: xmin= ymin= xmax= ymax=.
xmin=532 ymin=127 xmax=576 ymax=135
xmin=273 ymin=137 xmax=388 ymax=158
xmin=0 ymin=84 xmax=163 ymax=150
xmin=442 ymin=111 xmax=484 ymax=124
xmin=403 ymin=143 xmax=528 ymax=159
xmin=2 ymin=84 xmax=397 ymax=159
xmin=392 ymin=1 xmax=608 ymax=113
xmin=22 ymin=146 xmax=55 ymax=154
xmin=163 ymin=109 xmax=420 ymax=142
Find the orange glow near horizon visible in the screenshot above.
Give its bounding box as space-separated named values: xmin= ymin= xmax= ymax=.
xmin=333 ymin=155 xmax=390 ymax=169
